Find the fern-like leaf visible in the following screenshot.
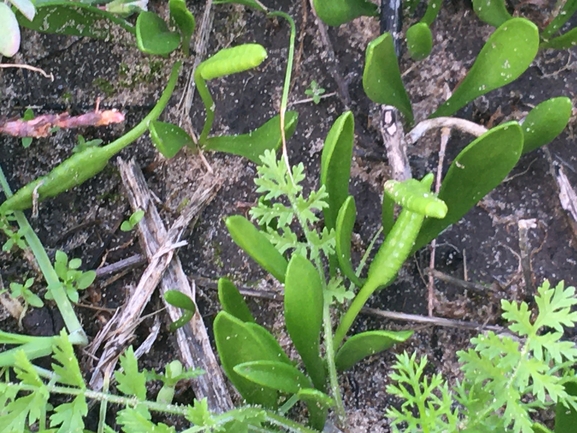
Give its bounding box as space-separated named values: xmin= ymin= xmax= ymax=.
xmin=51 ymin=330 xmax=85 ymax=388
xmin=115 ymin=346 xmax=147 ymax=400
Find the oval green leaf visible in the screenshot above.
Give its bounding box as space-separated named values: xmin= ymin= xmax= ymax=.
xmin=234 ymin=360 xmax=312 ymax=394
xmin=312 ymin=0 xmax=378 ymax=26
xmin=245 ymin=323 xmax=292 ymax=366
xmin=0 ymin=3 xmax=20 ymax=57
xmin=17 ymin=1 xmax=135 ymax=38
xmin=335 ymin=330 xmax=413 ymax=371
xmin=406 ymin=22 xmax=433 ymax=61
xmin=198 ymin=43 xmax=267 ymax=80
xmin=522 ymin=97 xmax=572 ymax=154
xmin=164 ymin=290 xmax=196 ymax=331
xmin=149 ymin=121 xmax=194 ymax=159
xmin=472 ymin=0 xmax=512 ymax=27
xmin=218 ymin=278 xmax=255 ymax=323
xmin=363 ymin=32 xmax=413 ymax=124
xmin=213 ymin=311 xmax=280 ymax=407
xmin=335 ymin=196 xmax=364 ymax=287
xmin=169 ymin=0 xmax=195 ymax=56
xmin=320 ymin=111 xmax=354 ymax=231
xmin=541 ymin=27 xmax=577 ymax=50
xmin=225 ymin=215 xmax=288 ymax=283
xmin=413 ymin=122 xmax=523 ymax=251
xmin=284 ymin=254 xmax=326 ymax=391
xmin=204 ymin=111 xmax=298 ymax=164
xmin=136 ymin=11 xmax=180 ymax=55
xmin=431 ymin=18 xmax=539 ymax=118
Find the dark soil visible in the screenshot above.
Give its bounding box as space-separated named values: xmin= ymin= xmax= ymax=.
xmin=2 ymin=1 xmax=577 ymax=431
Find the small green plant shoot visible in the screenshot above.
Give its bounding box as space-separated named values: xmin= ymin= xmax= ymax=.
xmin=305 ymin=80 xmax=326 ymax=104
xmin=120 ymin=209 xmax=145 ymax=232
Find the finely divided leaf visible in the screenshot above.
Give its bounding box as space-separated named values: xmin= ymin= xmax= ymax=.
xmin=115 ymin=346 xmax=147 ymax=400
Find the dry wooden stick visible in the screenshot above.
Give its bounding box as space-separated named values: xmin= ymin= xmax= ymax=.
xmin=88 ymin=158 xmax=232 ymax=412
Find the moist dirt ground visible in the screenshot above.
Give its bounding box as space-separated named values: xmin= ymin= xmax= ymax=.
xmin=2 ymin=1 xmax=577 ymax=431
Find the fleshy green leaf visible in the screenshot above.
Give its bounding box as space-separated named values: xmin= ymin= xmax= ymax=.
xmin=136 ymin=11 xmax=180 ymax=55
xmin=431 ymin=18 xmax=539 ymax=118
xmin=163 ymin=290 xmax=196 ymax=331
xmin=522 ymin=97 xmax=572 ymax=154
xmin=225 ymin=215 xmax=288 ymax=283
xmin=218 ymin=277 xmax=255 ymax=323
xmin=335 ymin=196 xmax=363 ymax=287
xmin=320 ymin=111 xmax=354 ymax=231
xmin=284 ymin=254 xmax=326 ymax=390
xmin=472 ymin=0 xmax=512 ymax=27
xmin=204 ymin=111 xmax=298 ymax=164
xmin=17 ymin=2 xmax=135 ymax=38
xmin=541 ymin=28 xmax=577 ymax=49
xmin=245 ymin=323 xmax=292 ymax=366
xmin=169 ymin=0 xmax=195 ymax=56
xmin=335 ymin=330 xmax=413 ymax=371
xmin=363 ymin=32 xmax=413 ymax=124
xmin=214 ymin=311 xmax=283 ymax=407
xmin=414 ymin=122 xmax=523 ymax=251
xmin=421 ymin=0 xmax=443 ymax=25
xmin=234 ymin=360 xmax=312 ymax=393
xmin=149 ymin=121 xmax=194 ymax=158
xmin=406 ymin=22 xmax=433 ymax=61
xmin=0 ymin=3 xmax=20 ymax=57
xmin=312 ymin=0 xmax=378 ymax=26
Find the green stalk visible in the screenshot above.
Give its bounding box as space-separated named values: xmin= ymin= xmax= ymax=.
xmin=195 ymin=70 xmax=214 ymax=146
xmin=0 ymin=167 xmax=87 ymax=344
xmin=267 ymin=11 xmax=296 ymax=180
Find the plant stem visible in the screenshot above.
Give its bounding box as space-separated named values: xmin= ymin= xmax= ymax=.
xmin=267 ymin=10 xmax=296 ymax=181
xmin=333 ymin=279 xmax=380 ymax=351
xmin=0 ymin=167 xmax=87 ymax=345
xmin=195 ymin=70 xmax=214 ymax=146
xmin=103 ymin=61 xmax=182 ymax=157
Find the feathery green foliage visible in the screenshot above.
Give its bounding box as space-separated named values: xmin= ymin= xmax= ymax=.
xmin=386 ymin=280 xmax=577 ymax=433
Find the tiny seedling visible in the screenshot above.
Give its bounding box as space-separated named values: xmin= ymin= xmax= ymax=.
xmin=120 ymin=209 xmax=145 ymax=232
xmin=305 ymin=80 xmax=326 ymax=104
xmin=20 ymin=108 xmax=35 ymax=148
xmin=163 ymin=289 xmax=196 ymax=331
xmin=8 ymin=277 xmax=44 ymax=309
xmin=46 ymin=250 xmax=96 ymax=303
xmin=72 ymin=135 xmax=104 ymax=153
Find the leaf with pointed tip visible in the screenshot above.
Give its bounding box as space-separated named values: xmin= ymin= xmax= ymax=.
xmin=413 ymin=122 xmax=523 ymax=251
xmin=284 ymin=255 xmax=326 ymax=391
xmin=406 ymin=22 xmax=433 ymax=61
xmin=335 ymin=330 xmax=413 ymax=371
xmin=225 ymin=215 xmax=288 ymax=283
xmin=136 ymin=11 xmax=180 ymax=55
xmin=472 ymin=0 xmax=511 ymax=27
xmin=522 ymin=97 xmax=572 ymax=154
xmin=312 ymin=0 xmax=377 ymax=26
xmin=149 ymin=121 xmax=194 ymax=158
xmin=363 ymin=33 xmax=413 ymax=124
xmin=335 ymin=196 xmax=363 ymax=287
xmin=204 ymin=112 xmax=298 ymax=164
xmin=0 ymin=4 xmax=20 ymax=57
xmin=431 ymin=18 xmax=539 ymax=118
xmin=169 ymin=0 xmax=195 ymax=56
xmin=234 ymin=360 xmax=312 ymax=394
xmin=214 ymin=311 xmax=284 ymax=407
xmin=320 ymin=111 xmax=354 ymax=231
xmin=218 ymin=278 xmax=255 ymax=323
xmin=541 ymin=27 xmax=577 ymax=50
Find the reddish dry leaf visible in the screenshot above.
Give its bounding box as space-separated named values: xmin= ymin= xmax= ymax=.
xmin=0 ymin=109 xmax=125 ymax=138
